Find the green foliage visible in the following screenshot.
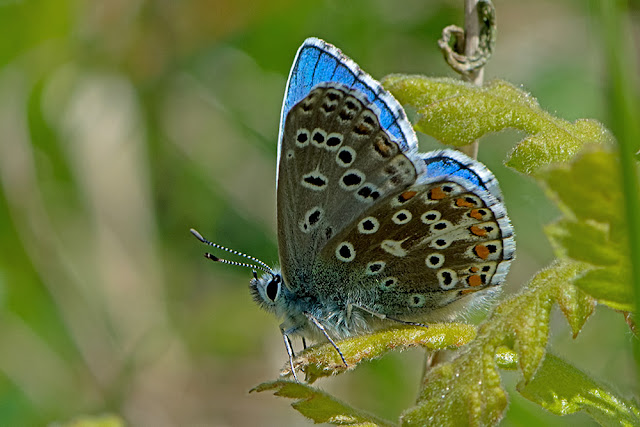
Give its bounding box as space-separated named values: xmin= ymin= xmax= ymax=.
xmin=279 ymin=323 xmax=476 ymax=383
xmin=540 ymin=148 xmax=635 ymax=311
xmin=258 ymin=76 xmax=637 ymax=425
xmin=251 ymin=381 xmax=395 ymax=426
xmin=517 ymin=354 xmax=640 ymax=426
xmin=0 ymin=1 xmax=636 ymax=426
xmin=401 ymin=260 xmax=593 ymax=426
xmin=382 ymin=76 xmax=613 ymax=175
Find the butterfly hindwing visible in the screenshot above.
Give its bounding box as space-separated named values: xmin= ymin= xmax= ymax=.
xmin=317 ymin=171 xmax=515 ymax=318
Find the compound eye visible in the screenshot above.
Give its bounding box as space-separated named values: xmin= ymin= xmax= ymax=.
xmin=265 ymin=276 xmax=280 ymax=301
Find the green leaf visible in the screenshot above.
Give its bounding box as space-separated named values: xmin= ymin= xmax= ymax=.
xmin=401 ymin=260 xmax=594 ymax=426
xmin=545 ymin=220 xmax=619 ymax=265
xmin=540 ymin=147 xmax=626 ymax=225
xmin=539 ymin=148 xmax=636 ymax=311
xmin=574 ymin=267 xmax=633 ymax=312
xmin=251 ymin=380 xmax=396 ymax=426
xmin=382 ymin=75 xmax=612 ymax=175
xmin=554 ymin=278 xmax=597 ymax=338
xmin=518 ymin=354 xmax=640 ymax=426
xmin=282 ymin=324 xmax=476 ymax=383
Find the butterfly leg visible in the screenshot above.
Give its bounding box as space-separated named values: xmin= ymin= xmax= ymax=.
xmin=303 ymin=312 xmax=348 ymax=368
xmin=280 ymin=327 xmax=299 ymax=382
xmin=349 ymin=303 xmax=429 ymax=328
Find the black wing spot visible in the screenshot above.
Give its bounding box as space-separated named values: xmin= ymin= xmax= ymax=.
xmin=325 ymin=227 xmax=333 ymax=240
xmin=312 ymin=131 xmax=325 ymax=144
xmin=338 ymin=149 xmax=353 ymax=164
xmin=304 ymin=176 xmax=327 ymax=187
xmin=327 ymin=136 xmax=341 ymax=146
xmin=339 ymin=244 xmax=352 ymax=258
xmin=441 ymin=271 xmax=453 ymax=286
xmin=308 ymin=209 xmax=321 ymax=225
xmin=342 ymin=173 xmax=362 ymax=187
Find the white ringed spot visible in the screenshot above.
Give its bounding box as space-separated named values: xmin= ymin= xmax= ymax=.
xmin=325 ymin=133 xmax=343 ymax=151
xmin=437 ymin=269 xmax=458 ymax=290
xmin=358 ymin=216 xmax=380 ymax=234
xmin=335 ymin=242 xmax=356 ymax=262
xmin=379 ymin=277 xmax=398 ymax=290
xmin=298 ymin=206 xmax=324 ymax=233
xmin=355 ymin=183 xmax=381 ymax=202
xmin=421 ymin=210 xmax=441 ymax=224
xmin=430 ymin=220 xmax=453 ymax=234
xmin=392 ymin=209 xmax=412 ymax=225
xmin=366 ymin=261 xmax=386 ymax=275
xmin=311 ymin=128 xmax=327 ymax=147
xmin=285 ymin=149 xmax=294 ymax=160
xmin=430 ymin=236 xmax=453 ymax=249
xmin=336 ymin=146 xmax=356 ymax=167
xmin=339 ymin=169 xmax=365 ymax=191
xmin=301 ymin=170 xmax=328 ymax=191
xmin=408 ymin=294 xmax=426 ymax=308
xmin=425 ymin=253 xmax=445 ymax=269
xmin=295 ymin=128 xmax=309 ymax=147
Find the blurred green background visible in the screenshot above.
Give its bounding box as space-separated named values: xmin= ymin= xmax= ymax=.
xmin=0 ymin=0 xmax=637 ymax=425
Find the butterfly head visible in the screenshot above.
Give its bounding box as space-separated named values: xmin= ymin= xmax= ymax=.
xmin=191 ymin=228 xmax=291 ymax=314
xmin=250 ymin=269 xmax=287 ymax=313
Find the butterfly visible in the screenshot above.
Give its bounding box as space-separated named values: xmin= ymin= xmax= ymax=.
xmin=192 ymin=38 xmax=515 ymax=380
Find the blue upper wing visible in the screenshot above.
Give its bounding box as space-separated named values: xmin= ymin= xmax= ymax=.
xmin=278 ymin=38 xmax=418 ymax=168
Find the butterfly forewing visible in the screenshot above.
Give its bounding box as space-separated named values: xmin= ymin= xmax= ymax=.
xmin=277 ymin=85 xmax=421 ymax=284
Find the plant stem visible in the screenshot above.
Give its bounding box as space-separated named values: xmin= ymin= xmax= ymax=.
xmin=459 ymin=0 xmax=484 ymax=159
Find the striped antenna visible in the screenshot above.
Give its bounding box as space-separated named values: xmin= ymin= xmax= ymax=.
xmin=190 ymin=228 xmax=273 ymax=276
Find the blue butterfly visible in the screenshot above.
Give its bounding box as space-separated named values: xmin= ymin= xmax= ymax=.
xmin=192 ymin=38 xmax=515 ymax=380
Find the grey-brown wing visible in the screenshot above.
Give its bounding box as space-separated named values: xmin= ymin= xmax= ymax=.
xmin=276 ymin=85 xmax=422 ymax=286
xmin=316 ymin=175 xmax=515 ymax=318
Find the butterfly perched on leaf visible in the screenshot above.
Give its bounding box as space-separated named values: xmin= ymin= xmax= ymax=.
xmin=192 ymin=38 xmax=515 ymax=379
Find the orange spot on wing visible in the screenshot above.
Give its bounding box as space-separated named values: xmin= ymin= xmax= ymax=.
xmin=356 ymin=123 xmax=370 ymax=134
xmin=400 ymin=190 xmax=417 ymax=202
xmin=474 ymin=244 xmax=490 ymax=260
xmin=470 ymin=266 xmax=479 ymax=273
xmin=374 ymin=136 xmax=391 ymax=156
xmin=429 ymin=187 xmax=447 ymax=200
xmin=470 ymin=225 xmax=487 ymax=236
xmin=468 ymin=275 xmax=483 ymax=287
xmin=456 ymin=198 xmax=474 ymax=208
xmin=469 ymin=209 xmax=484 ymax=220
